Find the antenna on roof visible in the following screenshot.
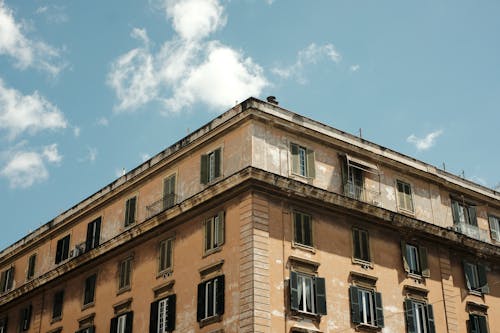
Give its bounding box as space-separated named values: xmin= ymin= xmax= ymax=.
xmin=442 ymin=162 xmax=446 ymax=171
xmin=359 ymin=128 xmax=363 ymax=139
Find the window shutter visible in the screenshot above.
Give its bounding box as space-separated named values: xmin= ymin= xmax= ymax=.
xmin=488 ymin=216 xmax=499 ymax=241
xmin=6 ymin=267 xmax=14 ymax=291
xmin=306 ymin=149 xmax=315 ymax=178
xmin=478 ymin=315 xmax=488 ymax=333
xmin=216 ymin=275 xmax=225 ymax=315
xmin=204 ymin=219 xmax=210 ymax=252
xmin=127 ymin=198 xmax=136 ymax=225
xmin=352 ymin=229 xmax=361 ymax=260
xmin=95 ymin=218 xmax=101 ymax=247
xmin=88 ymin=326 xmax=96 ymax=333
xmin=463 ymin=261 xmax=473 ymax=291
xmin=56 ymin=239 xmax=63 ymax=264
xmin=468 ymin=206 xmax=477 ymax=226
xmin=86 ymin=223 xmax=93 ymax=252
xmin=349 ymin=286 xmax=361 ymax=324
xmin=404 ymin=299 xmax=416 ymax=333
xmin=110 ymin=317 xmax=117 ymax=333
xmin=289 ymin=271 xmax=299 ymax=311
xmin=196 ymin=282 xmax=204 ymax=321
xmin=200 ymin=154 xmax=208 ymax=184
xmin=217 ymin=211 xmax=225 ymax=247
xmin=125 ymin=312 xmax=133 ymax=333
xmin=314 ymin=277 xmax=327 ymax=315
xmin=426 ymin=304 xmax=436 ymax=333
xmin=214 ymin=148 xmax=221 ymax=178
xmin=291 ymin=144 xmax=299 ymax=174
xmin=451 ymin=200 xmax=460 ymax=224
xmin=374 ymin=291 xmax=384 ymax=328
xmin=419 ymin=246 xmax=430 ymax=278
xmin=166 ymin=294 xmax=176 ymax=331
xmin=0 ymin=270 xmax=6 ymax=292
xmin=163 ymin=175 xmax=176 ymax=208
xmin=63 ymin=236 xmax=70 ymax=260
xmin=22 ymin=304 xmax=32 ymax=330
xmin=477 ymin=264 xmax=489 ymax=294
xmin=401 ymin=240 xmax=410 ymax=273
xmin=149 ymin=300 xmax=158 ymax=333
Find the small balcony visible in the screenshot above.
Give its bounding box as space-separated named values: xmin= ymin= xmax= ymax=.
xmin=452 ymin=223 xmax=489 ymax=242
xmin=146 ymin=194 xmax=177 ymax=218
xmin=344 ymin=181 xmax=365 ymax=201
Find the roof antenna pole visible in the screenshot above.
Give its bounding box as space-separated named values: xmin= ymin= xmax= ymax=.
xmin=359 ymin=128 xmax=362 ymax=139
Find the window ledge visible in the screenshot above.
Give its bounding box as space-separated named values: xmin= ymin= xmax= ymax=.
xmin=292 ymin=242 xmax=316 ymax=254
xmin=352 ymin=258 xmax=373 ymax=269
xmin=81 ymin=302 xmax=95 ymax=311
xmin=397 ymin=208 xmax=415 ymax=217
xmin=203 ymin=246 xmax=223 ymax=258
xmin=199 ymin=314 xmax=222 ymax=328
xmin=355 ymin=323 xmax=381 ymax=331
xmin=290 ymin=310 xmax=321 ymax=322
xmin=467 ymin=289 xmax=483 ymax=297
xmin=116 ymin=286 xmax=131 ymax=296
xmin=50 ymin=316 xmax=62 ymax=324
xmin=407 ymin=273 xmax=424 ymax=281
xmin=156 ymin=268 xmax=173 ymax=279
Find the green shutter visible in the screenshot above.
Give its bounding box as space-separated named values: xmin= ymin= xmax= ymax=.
xmin=405 ymin=299 xmax=416 ymax=333
xmin=349 ymin=286 xmax=361 ymax=324
xmin=478 ymin=315 xmax=488 ymax=333
xmin=149 ymin=300 xmax=158 ymax=333
xmin=489 ymin=216 xmax=499 ymax=241
xmin=217 ymin=211 xmax=225 ymax=247
xmin=314 ymin=277 xmax=327 ymax=315
xmin=401 ymin=240 xmax=410 ymax=273
xmin=110 ymin=317 xmax=117 ymax=333
xmin=469 ymin=314 xmax=478 ymax=333
xmin=361 ymin=230 xmax=370 ymax=262
xmin=289 ymin=271 xmax=299 ymax=311
xmin=352 ymin=229 xmax=361 ymax=260
xmin=306 ymin=149 xmax=315 ymax=178
xmin=125 ymin=311 xmax=133 ymax=333
xmin=6 ymin=267 xmax=14 ymax=291
xmin=451 ymin=200 xmax=460 ymax=224
xmin=291 ymin=144 xmax=299 ymax=174
xmin=375 ymin=291 xmax=384 ymax=328
xmin=427 ymin=304 xmax=436 ymax=333
xmin=468 ymin=206 xmax=477 ymax=226
xmin=214 ymin=148 xmax=221 ymax=178
xmin=463 ymin=261 xmax=473 ymax=291
xmin=216 ymin=275 xmax=225 ymax=315
xmin=166 ymin=294 xmax=176 ymax=331
xmin=200 ymin=154 xmax=208 ymax=184
xmin=419 ymin=246 xmax=430 ymax=278
xmin=477 ymin=264 xmax=489 ymax=294
xmin=196 ymin=282 xmax=204 ymax=321
xmin=0 ymin=270 xmax=6 ymax=292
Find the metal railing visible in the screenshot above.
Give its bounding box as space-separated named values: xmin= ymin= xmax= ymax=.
xmin=344 ymin=182 xmax=366 ymax=201
xmin=453 ymin=223 xmax=489 ymax=242
xmin=146 ymin=194 xmax=177 ymax=218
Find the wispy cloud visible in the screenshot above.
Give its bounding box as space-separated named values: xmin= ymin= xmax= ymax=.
xmin=0 ymin=78 xmax=67 ymax=140
xmin=35 ymin=5 xmax=68 ymax=24
xmin=96 ymin=117 xmax=109 ymax=127
xmin=407 ymin=129 xmax=443 ymax=151
xmin=73 ymin=126 xmax=81 ymax=137
xmin=78 ymin=146 xmax=97 ymax=163
xmin=107 ymin=0 xmax=267 ymax=113
xmin=0 ymin=0 xmax=66 ymax=75
xmin=350 ymin=64 xmax=360 ymax=72
xmin=1 ymin=144 xmax=62 ymax=188
xmin=272 ymin=43 xmax=341 ymax=83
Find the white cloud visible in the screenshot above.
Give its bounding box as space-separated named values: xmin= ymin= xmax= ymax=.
xmin=1 ymin=144 xmax=62 ymax=188
xmin=108 ymin=0 xmax=267 ymax=113
xmin=96 ymin=117 xmax=109 ymax=127
xmin=141 ymin=153 xmax=150 ymax=162
xmin=73 ymin=126 xmax=81 ymax=137
xmin=407 ymin=130 xmax=443 ymax=151
xmin=350 ymin=64 xmax=360 ymax=72
xmin=0 ymin=78 xmax=67 ymax=139
xmin=35 ymin=5 xmax=68 ymax=24
xmin=86 ymin=147 xmax=97 ymax=162
xmin=0 ymin=0 xmax=66 ymax=75
xmin=272 ymin=43 xmax=341 ymax=83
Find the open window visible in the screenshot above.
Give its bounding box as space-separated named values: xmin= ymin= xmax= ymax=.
xmin=341 ymin=154 xmax=380 ymax=202
xmin=289 ymin=267 xmax=327 ymax=317
xmin=463 ymin=261 xmax=489 ymax=295
xmin=401 ymin=240 xmax=430 ymax=278
xmin=290 ymin=143 xmax=315 ymax=178
xmin=110 ymin=311 xmax=133 ymax=333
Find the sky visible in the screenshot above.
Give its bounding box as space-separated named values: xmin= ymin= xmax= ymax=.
xmin=1 ymin=0 xmax=499 ymax=251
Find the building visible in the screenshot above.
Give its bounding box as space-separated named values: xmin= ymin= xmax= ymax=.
xmin=0 ymin=97 xmax=499 ymax=333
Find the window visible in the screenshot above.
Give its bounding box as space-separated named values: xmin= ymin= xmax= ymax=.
xmin=27 ymin=254 xmax=36 ymax=280
xmin=159 ymin=238 xmax=174 ymax=273
xmin=204 ymin=212 xmax=224 ymax=253
xmin=19 ymin=304 xmax=32 ymax=331
xmin=200 ymin=148 xmax=221 ymax=184
xmin=468 ymin=314 xmax=489 ymax=333
xmin=197 ymin=275 xmax=224 ymax=322
xmin=349 ymin=286 xmax=384 ymax=328
xmin=404 ymin=299 xmax=435 ymax=333
xmin=124 ymin=197 xmax=137 ymax=226
xmin=76 ymin=327 xmax=95 ymax=333
xmin=0 ymin=316 xmax=7 ymax=333
xmin=83 ymin=274 xmax=96 ymax=306
xmin=488 ymin=215 xmax=500 ymax=241
xmin=397 ymin=180 xmax=414 ymax=212
xmin=0 ymin=267 xmax=14 ymax=293
xmin=293 ymin=211 xmax=313 ymax=248
xmin=110 ymin=312 xmax=133 ymax=333
xmin=85 ymin=217 xmax=101 ymax=252
xmin=150 ymin=294 xmax=176 ymax=333
xmin=163 ymin=174 xmax=176 ymax=209
xmin=290 ymin=143 xmax=315 ymax=178
xmin=52 ymin=290 xmax=64 ymax=319
xmin=343 ymin=163 xmax=364 ymax=200
xmin=119 ymin=257 xmax=133 ymax=291
xmin=289 ymin=271 xmax=326 ymax=315
xmin=352 ymin=228 xmax=370 ymax=264
xmin=451 ymin=199 xmax=477 ymax=226
xmin=55 ymin=234 xmax=70 ymax=264
xmin=463 ymin=261 xmax=489 ymax=294
xmin=401 ymin=241 xmax=429 ymax=277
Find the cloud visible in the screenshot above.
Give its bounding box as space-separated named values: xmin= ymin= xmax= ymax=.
xmin=96 ymin=117 xmax=109 ymax=127
xmin=271 ymin=43 xmax=341 ymax=83
xmin=0 ymin=78 xmax=67 ymax=139
xmin=35 ymin=5 xmax=68 ymax=24
xmin=407 ymin=130 xmax=443 ymax=151
xmin=0 ymin=0 xmax=66 ymax=75
xmin=350 ymin=64 xmax=360 ymax=72
xmin=1 ymin=144 xmax=61 ymax=188
xmin=73 ymin=126 xmax=81 ymax=137
xmin=108 ymin=0 xmax=267 ymax=113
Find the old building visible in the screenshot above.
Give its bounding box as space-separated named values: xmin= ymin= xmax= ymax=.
xmin=0 ymin=97 xmax=499 ymax=333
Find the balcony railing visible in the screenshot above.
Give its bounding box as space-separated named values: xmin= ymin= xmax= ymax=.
xmin=146 ymin=194 xmax=177 ymax=218
xmin=452 ymin=223 xmax=489 ymax=242
xmin=344 ymin=181 xmax=365 ymax=201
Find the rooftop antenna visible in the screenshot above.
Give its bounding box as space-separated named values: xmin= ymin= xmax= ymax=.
xmin=460 ymin=170 xmax=465 ymax=178
xmin=359 ymin=128 xmax=363 ymax=139
xmin=442 ymin=162 xmax=446 ymax=171
xmin=121 ymin=168 xmax=126 ymax=176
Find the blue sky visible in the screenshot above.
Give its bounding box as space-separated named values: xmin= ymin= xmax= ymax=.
xmin=1 ymin=0 xmax=499 ymax=250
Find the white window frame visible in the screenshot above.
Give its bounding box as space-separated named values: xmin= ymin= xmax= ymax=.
xmin=396 ymin=180 xmax=414 ymax=213
xmin=406 ymin=244 xmax=421 ymax=275
xmin=203 ymin=278 xmax=218 ymax=319
xmin=296 ymin=273 xmax=316 ymax=314
xmin=157 ymin=298 xmax=169 ymax=333
xmin=413 ymin=301 xmax=429 ymax=333
xmin=293 ymin=211 xmax=313 ymax=248
xmin=116 ymin=314 xmax=127 ymax=333
xmin=359 ymin=288 xmax=376 ymax=326
xmin=158 ymin=238 xmax=174 ymax=274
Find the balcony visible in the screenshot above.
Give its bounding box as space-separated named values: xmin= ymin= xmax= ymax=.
xmin=146 ymin=194 xmax=177 ymax=218
xmin=452 ymin=223 xmax=489 ymax=242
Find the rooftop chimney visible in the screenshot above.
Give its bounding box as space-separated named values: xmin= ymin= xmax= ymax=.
xmin=266 ymin=96 xmax=278 ymax=105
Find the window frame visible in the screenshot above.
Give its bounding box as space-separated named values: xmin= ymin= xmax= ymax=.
xmin=52 ymin=290 xmax=64 ymax=320
xmin=124 ymin=196 xmax=137 ymax=227
xmin=0 ymin=316 xmax=7 ymax=333
xmin=292 ymin=211 xmax=314 ymax=249
xmin=451 ymin=198 xmax=477 ymax=226
xmin=150 ymin=294 xmax=176 ymax=333
xmin=162 ymin=174 xmax=177 ymax=210
xmin=55 ymin=234 xmax=71 ymax=264
xmin=463 ymin=261 xmax=489 ymax=295
xmin=352 ymin=227 xmax=371 ymax=266
xmin=158 ymin=238 xmax=174 ymax=275
xmin=110 ymin=311 xmax=133 ymax=333
xmin=0 ymin=266 xmax=15 ymax=293
xmin=83 ymin=273 xmax=97 ymax=307
xmin=19 ymin=304 xmax=32 ymax=332
xmin=200 ymin=148 xmax=222 ymax=184
xmin=85 ymin=217 xmax=101 ymax=252
xmin=404 ymin=298 xmax=435 ymax=333
xmin=197 ymin=275 xmax=225 ymax=325
xmin=349 ymin=285 xmax=384 ymax=328
xmin=118 ymin=257 xmax=133 ymax=292
xmin=401 ymin=241 xmax=430 ymax=278
xmin=488 ymin=215 xmax=500 ymax=242
xmin=396 ymin=180 xmax=415 ymax=213
xmin=26 ymin=253 xmax=36 ymax=280
xmin=203 ymin=211 xmax=225 ymax=255
xmin=468 ymin=313 xmax=489 ymax=333
xmin=289 ymin=271 xmax=327 ymax=317
xmin=290 ymin=143 xmax=315 ymax=178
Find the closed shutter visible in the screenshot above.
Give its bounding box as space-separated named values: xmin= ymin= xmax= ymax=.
xmin=88 ymin=326 xmax=95 ymax=333
xmin=451 ymin=200 xmax=460 ymax=224
xmin=468 ymin=206 xmax=478 ymax=226
xmin=404 ymin=299 xmax=416 ymax=333
xmin=477 ymin=264 xmax=489 ymax=294
xmin=374 ymin=291 xmax=384 ymax=328
xmin=352 ymin=229 xmax=361 ymax=260
xmin=200 ymin=154 xmax=208 ymax=184
xmin=488 ymin=216 xmax=499 ymax=241
xmin=196 ymin=282 xmax=205 ymax=321
xmin=86 ymin=222 xmax=94 ymax=252
xmin=0 ymin=270 xmax=6 ymax=292
xmin=401 ymin=240 xmax=410 ymax=273
xmin=463 ymin=261 xmax=473 ymax=291
xmin=125 ymin=197 xmax=136 ymax=225
xmin=419 ymin=246 xmax=430 ymax=278
xmin=214 ymin=148 xmax=221 ymax=178
xmin=217 ymin=211 xmax=225 ymax=247
xmin=289 ymin=271 xmax=299 ymax=311
xmin=110 ymin=317 xmax=118 ymax=333
xmin=306 ymin=149 xmax=315 ymax=178
xmin=125 ymin=312 xmax=133 ymax=333
xmin=349 ymin=286 xmax=361 ymax=324
xmin=291 ymin=144 xmax=299 ymax=174
xmin=163 ymin=176 xmax=175 ymax=208
xmin=216 ymin=275 xmax=225 ymax=315
xmin=478 ymin=315 xmax=488 ymax=333
xmin=94 ymin=218 xmax=101 ymax=248
xmin=63 ymin=236 xmax=70 ymax=261
xmin=55 ymin=239 xmax=63 ymax=264
xmin=361 ymin=230 xmax=370 ymax=262
xmin=426 ymin=304 xmax=436 ymax=333
xmin=6 ymin=267 xmax=14 ymax=291
xmin=166 ymin=294 xmax=176 ymax=331
xmin=149 ymin=300 xmax=158 ymax=333
xmin=314 ymin=277 xmax=327 ymax=315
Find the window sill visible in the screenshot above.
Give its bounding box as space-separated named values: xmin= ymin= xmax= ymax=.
xmin=355 ymin=323 xmax=381 ymax=331
xmin=81 ymin=302 xmax=94 ymax=311
xmin=292 ymin=242 xmax=316 ymax=254
xmin=156 ymin=268 xmax=173 ymax=279
xmin=352 ymin=258 xmax=373 ymax=269
xmin=407 ymin=273 xmax=424 ymax=281
xmin=467 ymin=289 xmax=484 ymax=297
xmin=397 ymin=208 xmax=415 ymax=217
xmin=116 ymin=286 xmax=131 ymax=296
xmin=203 ymin=246 xmax=223 ymax=258
xmin=50 ymin=316 xmax=62 ymax=324
xmin=199 ymin=314 xmax=222 ymax=328
xmin=290 ymin=310 xmax=321 ymax=322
